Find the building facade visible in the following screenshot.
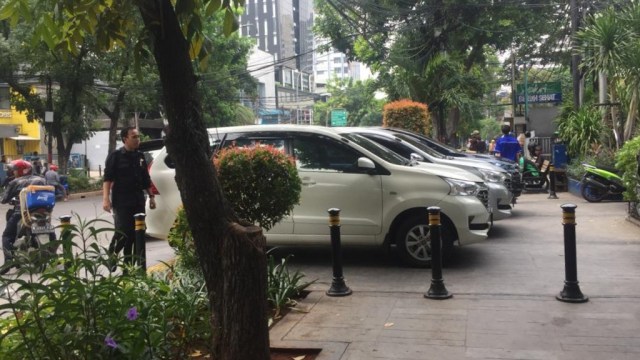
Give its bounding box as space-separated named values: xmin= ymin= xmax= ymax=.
xmin=240 ymin=0 xmax=315 ymax=124
xmin=0 ymin=84 xmax=43 ymax=160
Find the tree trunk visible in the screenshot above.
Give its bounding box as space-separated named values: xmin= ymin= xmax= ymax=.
xmin=215 ymin=223 xmax=270 ymax=359
xmin=136 ymin=1 xmax=270 ymax=359
xmin=623 ymin=87 xmax=638 ymax=142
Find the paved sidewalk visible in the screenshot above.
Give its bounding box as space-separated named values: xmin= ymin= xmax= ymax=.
xmin=269 ymin=192 xmax=640 ymax=359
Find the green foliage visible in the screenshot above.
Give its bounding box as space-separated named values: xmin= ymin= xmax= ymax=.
xmin=67 ymin=169 xmax=102 ymax=193
xmin=313 ymin=78 xmax=384 ymax=127
xmin=615 ymin=136 xmax=640 ymax=201
xmin=167 ymin=207 xmax=200 ymax=272
xmin=214 ymin=146 xmax=301 ymax=231
xmin=556 ymin=106 xmax=604 ymax=158
xmin=383 ymin=99 xmax=431 ymax=135
xmin=167 ymin=209 xmax=315 ymax=319
xmin=267 ymin=252 xmax=315 ymax=318
xmin=0 ymin=215 xmax=211 ymax=360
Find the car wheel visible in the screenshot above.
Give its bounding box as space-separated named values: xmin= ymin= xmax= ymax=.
xmin=395 ymin=214 xmax=454 ymax=268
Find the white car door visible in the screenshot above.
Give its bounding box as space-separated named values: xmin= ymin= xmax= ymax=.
xmin=291 ymin=134 xmax=383 ymax=237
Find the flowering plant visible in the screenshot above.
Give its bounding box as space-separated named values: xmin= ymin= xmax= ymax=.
xmin=0 ymin=215 xmax=211 ymax=359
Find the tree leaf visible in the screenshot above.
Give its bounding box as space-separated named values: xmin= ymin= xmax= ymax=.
xmin=205 ymin=0 xmax=222 ymax=16
xmin=223 ymin=8 xmax=237 ymax=36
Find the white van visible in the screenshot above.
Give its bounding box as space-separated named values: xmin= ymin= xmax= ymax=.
xmin=146 ymin=125 xmax=491 ymax=267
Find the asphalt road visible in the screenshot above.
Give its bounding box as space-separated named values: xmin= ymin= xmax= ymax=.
xmin=2 ymin=190 xmax=639 ymax=298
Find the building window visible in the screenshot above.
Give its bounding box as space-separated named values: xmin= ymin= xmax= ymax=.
xmin=0 ymin=87 xmax=10 ymax=109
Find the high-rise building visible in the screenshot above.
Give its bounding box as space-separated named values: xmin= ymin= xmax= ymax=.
xmin=240 ymin=0 xmax=316 ymax=124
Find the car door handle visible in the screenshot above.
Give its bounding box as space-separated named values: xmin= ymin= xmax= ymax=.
xmin=301 ymin=177 xmax=316 ymax=186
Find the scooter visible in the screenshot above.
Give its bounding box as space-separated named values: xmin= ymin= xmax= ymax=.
xmin=580 ymin=163 xmax=625 ymax=202
xmin=8 ymin=185 xmax=57 ymax=270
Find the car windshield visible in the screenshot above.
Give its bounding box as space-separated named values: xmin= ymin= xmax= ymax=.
xmin=394 ymin=134 xmax=447 ymax=159
xmin=341 ymin=133 xmax=407 ymax=165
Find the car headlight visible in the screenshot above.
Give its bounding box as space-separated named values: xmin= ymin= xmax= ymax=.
xmin=443 ymin=177 xmax=480 ymax=196
xmin=478 ymin=169 xmax=507 ymax=183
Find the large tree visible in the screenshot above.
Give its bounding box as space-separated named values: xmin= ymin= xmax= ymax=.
xmin=314 ymin=0 xmax=573 ymax=138
xmin=313 ymin=77 xmax=383 ymax=126
xmin=1 ymin=1 xmax=270 ymax=360
xmin=0 ymin=26 xmax=100 ymax=171
xmin=577 ymin=2 xmax=640 ymax=144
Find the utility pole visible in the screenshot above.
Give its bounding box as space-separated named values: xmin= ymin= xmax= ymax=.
xmin=511 ymin=51 xmax=516 ymax=120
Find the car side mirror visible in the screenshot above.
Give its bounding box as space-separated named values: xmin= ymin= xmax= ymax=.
xmin=410 ymin=153 xmax=424 ymax=162
xmin=357 ymin=157 xmax=376 ymax=170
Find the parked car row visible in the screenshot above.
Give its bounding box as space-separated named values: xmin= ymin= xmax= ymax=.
xmin=144 ymin=125 xmax=523 ymax=267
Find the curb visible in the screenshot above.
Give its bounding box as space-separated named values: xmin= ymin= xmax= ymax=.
xmin=67 ymin=190 xmax=103 ymax=200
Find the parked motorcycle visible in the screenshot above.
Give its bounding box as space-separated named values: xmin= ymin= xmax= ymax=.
xmin=9 ymin=185 xmax=57 ymax=269
xmin=580 ymin=164 xmax=626 ymax=202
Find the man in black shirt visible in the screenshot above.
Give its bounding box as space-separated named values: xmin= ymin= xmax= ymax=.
xmin=102 ymin=127 xmax=156 ymax=270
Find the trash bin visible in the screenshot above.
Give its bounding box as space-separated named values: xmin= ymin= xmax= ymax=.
xmin=553 ymin=144 xmax=567 ymax=169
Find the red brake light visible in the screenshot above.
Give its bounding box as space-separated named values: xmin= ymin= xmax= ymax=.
xmin=148 ymin=160 xmax=160 ymax=196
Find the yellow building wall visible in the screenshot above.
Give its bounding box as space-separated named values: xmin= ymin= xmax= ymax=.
xmin=0 ymin=89 xmax=42 ymax=160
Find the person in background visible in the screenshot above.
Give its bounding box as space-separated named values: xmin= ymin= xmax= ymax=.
xmin=102 ymin=127 xmax=156 ymax=271
xmin=488 ymin=139 xmax=496 ymax=155
xmin=0 ymin=155 xmax=7 ymax=185
xmin=31 ymin=151 xmax=43 ymax=176
xmin=494 ymin=124 xmax=521 ymax=161
xmin=467 ymin=130 xmax=480 ymax=152
xmin=44 ymin=164 xmax=68 ymax=201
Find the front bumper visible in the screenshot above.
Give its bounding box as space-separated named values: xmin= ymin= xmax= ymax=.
xmin=487 ymin=182 xmax=513 ymax=221
xmin=439 ymin=195 xmax=490 ymax=247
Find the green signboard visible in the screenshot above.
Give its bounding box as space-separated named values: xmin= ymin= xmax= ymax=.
xmin=516 ymin=81 xmax=562 ymax=104
xmin=330 ymin=109 xmax=348 ymax=127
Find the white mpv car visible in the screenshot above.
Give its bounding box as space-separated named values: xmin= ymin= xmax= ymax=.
xmin=146 ymin=125 xmax=491 ymax=267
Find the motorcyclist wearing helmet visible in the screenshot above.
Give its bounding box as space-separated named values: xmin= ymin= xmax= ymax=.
xmin=0 ymin=160 xmax=48 ymax=274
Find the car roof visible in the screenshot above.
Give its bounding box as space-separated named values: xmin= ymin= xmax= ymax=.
xmin=207 ymin=124 xmax=338 ymax=137
xmin=139 ymin=139 xmax=165 ymax=152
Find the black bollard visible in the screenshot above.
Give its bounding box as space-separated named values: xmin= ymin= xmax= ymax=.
xmin=424 ymin=207 xmax=452 ymax=300
xmin=548 ymin=165 xmax=558 ymax=199
xmin=133 ymin=213 xmax=147 ymax=271
xmin=59 ymin=215 xmax=73 ymax=269
xmin=326 ymin=208 xmax=352 ymax=297
xmin=556 ymin=204 xmax=588 ymax=303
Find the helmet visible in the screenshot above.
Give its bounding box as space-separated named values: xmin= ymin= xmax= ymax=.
xmin=8 ymin=159 xmax=33 ymax=177
xmin=49 ymin=164 xmax=58 ymax=171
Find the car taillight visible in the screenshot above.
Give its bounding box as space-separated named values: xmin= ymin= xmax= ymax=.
xmin=148 ymin=161 xmax=160 ymax=196
xmin=149 ymin=181 xmax=160 ymax=196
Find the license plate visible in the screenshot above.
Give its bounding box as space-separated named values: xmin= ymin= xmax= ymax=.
xmin=31 ymin=223 xmax=54 ymax=234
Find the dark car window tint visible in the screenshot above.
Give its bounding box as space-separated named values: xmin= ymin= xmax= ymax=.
xmin=362 ymin=134 xmax=412 ymax=159
xmin=293 ymin=135 xmax=360 ymax=173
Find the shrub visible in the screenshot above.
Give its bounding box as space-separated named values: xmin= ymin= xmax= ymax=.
xmin=267 ymin=251 xmax=315 ymax=319
xmin=167 ymin=208 xmax=315 ymax=319
xmin=556 ymin=106 xmax=604 ymax=158
xmin=66 ymin=169 xmax=102 ymax=193
xmin=383 ymin=99 xmax=431 ymax=135
xmin=167 ymin=207 xmax=199 ymax=272
xmin=615 ymin=136 xmax=640 ymax=201
xmin=0 ymin=216 xmax=211 ymax=360
xmin=213 ymin=145 xmax=301 ymax=231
